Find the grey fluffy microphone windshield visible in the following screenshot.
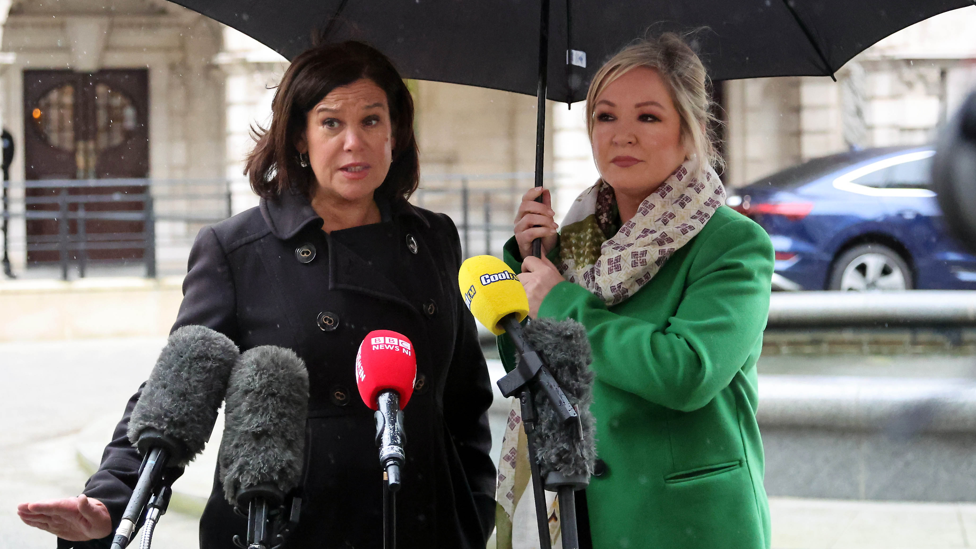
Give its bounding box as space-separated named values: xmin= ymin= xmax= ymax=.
xmin=523 ymin=318 xmax=597 ymax=481
xmin=127 ymin=324 xmax=239 ymax=464
xmin=218 ymin=345 xmax=309 ymax=508
xmin=113 ymin=325 xmax=239 ymax=549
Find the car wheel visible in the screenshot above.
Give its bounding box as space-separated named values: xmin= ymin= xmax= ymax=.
xmin=828 ymin=244 xmax=913 ymax=291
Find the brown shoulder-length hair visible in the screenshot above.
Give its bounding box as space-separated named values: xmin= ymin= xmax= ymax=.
xmin=245 ymin=41 xmax=419 ymax=202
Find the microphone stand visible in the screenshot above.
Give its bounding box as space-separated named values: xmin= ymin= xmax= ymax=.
xmin=375 ymin=391 xmax=405 ymax=549
xmin=232 ymin=486 xmax=301 ymax=549
xmin=496 ymin=315 xmax=584 ymax=549
xmin=138 ymin=485 xmax=172 ymax=549
xmin=111 ymin=446 xmax=169 ymax=549
xmin=383 ymin=474 xmax=396 ymax=549
xmin=518 ymin=389 xmax=552 ymax=549
xmin=545 ymin=463 xmax=588 ymax=549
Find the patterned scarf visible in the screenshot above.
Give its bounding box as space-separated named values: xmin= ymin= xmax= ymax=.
xmin=557 ymin=157 xmax=726 ymax=306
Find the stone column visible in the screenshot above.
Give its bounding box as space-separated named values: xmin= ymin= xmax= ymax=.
xmin=215 ymin=28 xmax=287 ymax=215
xmin=724 ymin=78 xmax=802 ymax=188
xmin=551 ymin=101 xmax=598 ymax=222
xmin=800 ymin=77 xmax=845 ymax=160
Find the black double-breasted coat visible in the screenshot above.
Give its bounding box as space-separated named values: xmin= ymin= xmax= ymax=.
xmin=70 ymin=190 xmax=496 ymax=548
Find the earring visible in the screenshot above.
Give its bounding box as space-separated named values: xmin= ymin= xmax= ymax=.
xmin=298 ymin=152 xmax=309 ymax=168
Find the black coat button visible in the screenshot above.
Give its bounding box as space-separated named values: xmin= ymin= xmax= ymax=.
xmin=295 ymin=243 xmax=316 ymax=264
xmin=316 ymin=311 xmax=339 ymax=332
xmin=330 ymin=385 xmax=350 ymax=407
xmin=413 ymin=373 xmax=428 ymax=395
xmin=593 ymin=459 xmax=609 ymax=478
xmin=423 ymin=299 xmax=437 ymax=317
xmin=406 ymin=234 xmax=418 ymax=254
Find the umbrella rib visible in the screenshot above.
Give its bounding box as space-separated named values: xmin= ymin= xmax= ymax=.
xmin=777 ymin=0 xmax=837 ymax=82
xmin=321 ymin=0 xmax=351 ymax=41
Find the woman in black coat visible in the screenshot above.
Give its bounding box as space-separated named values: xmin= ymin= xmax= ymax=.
xmin=18 ymin=41 xmax=496 ymax=549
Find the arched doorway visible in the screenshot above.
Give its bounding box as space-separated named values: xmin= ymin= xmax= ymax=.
xmin=23 ymin=69 xmax=149 ymax=265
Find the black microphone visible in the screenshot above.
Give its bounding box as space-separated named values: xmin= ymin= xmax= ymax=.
xmin=524 ymin=318 xmax=597 ymax=549
xmin=218 ymin=346 xmax=309 ymax=549
xmin=113 ymin=325 xmax=239 ymax=549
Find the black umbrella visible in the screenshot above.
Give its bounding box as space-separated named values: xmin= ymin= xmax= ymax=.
xmin=173 ymin=0 xmax=970 ymax=101
xmin=172 ymin=0 xmax=972 ymax=249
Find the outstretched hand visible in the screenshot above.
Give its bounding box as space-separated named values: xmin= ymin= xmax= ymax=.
xmin=18 ymin=495 xmax=112 ymax=541
xmin=520 ymin=255 xmax=565 ymax=318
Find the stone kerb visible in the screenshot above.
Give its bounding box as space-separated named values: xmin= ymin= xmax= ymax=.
xmin=0 ymin=277 xmax=184 ymax=341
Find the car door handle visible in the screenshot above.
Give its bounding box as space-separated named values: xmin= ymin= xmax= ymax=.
xmin=897 ymin=210 xmax=919 ymax=220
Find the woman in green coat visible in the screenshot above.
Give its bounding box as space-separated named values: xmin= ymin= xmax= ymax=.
xmin=503 ymin=33 xmax=774 ymax=548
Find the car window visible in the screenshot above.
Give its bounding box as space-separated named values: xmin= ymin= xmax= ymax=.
xmin=754 ymin=149 xmax=898 ymax=189
xmin=884 ymin=156 xmax=933 ymax=190
xmin=849 ymin=165 xmax=890 ymax=188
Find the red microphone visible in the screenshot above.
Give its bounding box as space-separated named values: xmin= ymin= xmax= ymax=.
xmin=356 ymin=330 xmax=417 ymax=491
xmin=356 ymin=330 xmax=417 ymax=409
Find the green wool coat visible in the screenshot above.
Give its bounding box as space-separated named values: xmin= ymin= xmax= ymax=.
xmin=500 ymin=206 xmax=774 ymax=549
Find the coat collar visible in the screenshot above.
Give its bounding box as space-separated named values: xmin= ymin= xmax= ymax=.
xmin=260 ymin=189 xmax=429 ymax=241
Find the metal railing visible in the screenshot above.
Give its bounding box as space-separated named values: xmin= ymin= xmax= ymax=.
xmin=0 ymin=174 xmax=543 ymax=280
xmin=1 ymin=178 xmax=231 ymax=280
xmin=413 ymin=172 xmax=549 ymax=258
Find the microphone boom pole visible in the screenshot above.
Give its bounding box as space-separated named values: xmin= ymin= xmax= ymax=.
xmin=113 ymin=325 xmax=240 ymax=549
xmin=110 ymin=447 xmax=169 ymax=549
xmin=497 ymin=314 xmax=587 ymax=549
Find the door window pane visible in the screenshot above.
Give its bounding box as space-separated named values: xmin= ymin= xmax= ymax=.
xmin=32 ymin=84 xmax=75 ymax=152
xmin=94 ymin=83 xmax=137 ymax=151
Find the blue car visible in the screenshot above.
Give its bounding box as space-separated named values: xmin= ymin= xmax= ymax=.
xmin=728 ymin=146 xmax=976 ymax=291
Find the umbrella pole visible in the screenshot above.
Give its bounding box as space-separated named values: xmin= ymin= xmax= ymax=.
xmin=531 ymin=0 xmax=550 ymax=259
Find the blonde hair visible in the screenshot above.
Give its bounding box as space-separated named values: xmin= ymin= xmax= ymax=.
xmin=585 ymin=32 xmax=725 ymax=175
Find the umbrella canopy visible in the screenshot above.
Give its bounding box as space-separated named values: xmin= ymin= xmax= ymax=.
xmin=173 ymin=0 xmax=971 ymax=103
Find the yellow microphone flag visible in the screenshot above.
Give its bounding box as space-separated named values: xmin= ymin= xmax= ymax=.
xmin=458 ymin=255 xmax=529 ymax=335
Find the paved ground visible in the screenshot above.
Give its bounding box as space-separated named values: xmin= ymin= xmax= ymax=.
xmin=0 ymin=337 xmax=197 ymax=549
xmin=4 ymin=337 xmax=976 ymax=549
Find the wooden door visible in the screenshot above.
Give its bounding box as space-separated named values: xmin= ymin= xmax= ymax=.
xmin=24 ymin=69 xmax=150 ymax=264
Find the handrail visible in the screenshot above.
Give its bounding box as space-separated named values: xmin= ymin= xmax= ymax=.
xmin=768 ymin=291 xmax=976 ymax=327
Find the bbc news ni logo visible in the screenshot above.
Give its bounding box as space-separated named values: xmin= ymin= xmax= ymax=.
xmin=371 ymin=336 xmax=412 ymax=355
